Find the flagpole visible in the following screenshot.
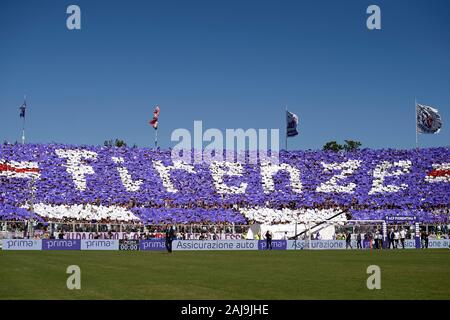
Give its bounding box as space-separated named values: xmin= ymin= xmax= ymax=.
xmin=150 ymin=104 xmax=160 ymax=149
xmin=22 ymin=118 xmax=25 ymax=145
xmin=22 ymin=95 xmax=26 ymax=145
xmin=415 ymin=98 xmax=418 ymax=149
xmin=285 ymin=105 xmax=288 ymax=151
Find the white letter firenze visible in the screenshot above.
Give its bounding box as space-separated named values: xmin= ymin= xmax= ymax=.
xmin=210 ymin=161 xmax=248 ymax=194
xmin=260 ymin=162 xmax=302 ymax=194
xmin=316 ymin=160 xmax=361 ymax=194
xmin=56 ymin=149 xmax=97 ymax=191
xmin=153 ymin=160 xmax=195 ymax=193
xmin=369 ymin=160 xmax=412 ymax=194
xmin=112 ymin=157 xmax=143 ymax=192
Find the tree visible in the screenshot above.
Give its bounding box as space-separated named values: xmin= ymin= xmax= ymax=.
xmin=343 ymin=140 xmax=362 ymax=152
xmin=104 ymin=139 xmax=127 ymax=148
xmin=323 ymin=140 xmax=362 ymax=152
xmin=114 ymin=139 xmax=127 ymax=147
xmin=322 ymin=141 xmax=343 ymax=152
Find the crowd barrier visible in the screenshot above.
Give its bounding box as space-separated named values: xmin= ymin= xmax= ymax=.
xmin=2 ymin=239 xmax=449 ymax=250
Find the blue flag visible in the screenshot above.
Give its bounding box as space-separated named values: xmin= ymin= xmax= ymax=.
xmin=417 ymin=104 xmax=442 ymax=134
xmin=286 ymin=111 xmax=299 ymax=137
xmin=19 ymin=102 xmax=26 ymax=118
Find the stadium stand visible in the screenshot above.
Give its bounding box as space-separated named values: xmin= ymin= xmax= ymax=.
xmin=0 ymin=143 xmax=449 ymax=240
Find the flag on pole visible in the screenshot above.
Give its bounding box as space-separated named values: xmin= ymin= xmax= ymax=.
xmin=149 ymin=105 xmax=160 ymax=129
xmin=286 ymin=110 xmax=299 ymax=137
xmin=416 ymin=103 xmax=442 ymax=134
xmin=19 ymin=100 xmax=26 ymax=118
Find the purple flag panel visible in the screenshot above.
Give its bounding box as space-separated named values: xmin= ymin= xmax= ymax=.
xmin=0 ymin=143 xmax=449 ymax=223
xmin=139 ymin=239 xmax=166 ymax=251
xmin=0 ymin=203 xmax=44 ymax=222
xmin=42 ymin=239 xmax=81 ymax=250
xmin=258 ymin=240 xmax=287 ymax=250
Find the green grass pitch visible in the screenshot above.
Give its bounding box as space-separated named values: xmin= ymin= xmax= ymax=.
xmin=1 ymin=250 xmax=449 ymax=299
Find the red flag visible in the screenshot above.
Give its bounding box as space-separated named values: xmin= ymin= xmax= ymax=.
xmin=153 ymin=105 xmax=160 ymax=118
xmin=149 ymin=105 xmax=160 ymax=129
xmin=0 ymin=160 xmax=40 ymax=179
xmin=149 ymin=119 xmax=158 ymax=128
xmin=425 ymin=163 xmax=450 ymax=183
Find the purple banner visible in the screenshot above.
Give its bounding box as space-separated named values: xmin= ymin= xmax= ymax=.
xmin=385 ymin=216 xmax=417 ymax=222
xmin=139 ymin=239 xmax=166 ymax=251
xmin=362 ymin=239 xmax=371 ymax=249
xmin=258 ymin=240 xmax=287 ymax=250
xmin=42 ymin=239 xmax=81 ymax=250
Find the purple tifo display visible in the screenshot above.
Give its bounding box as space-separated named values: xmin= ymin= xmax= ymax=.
xmin=349 ymin=209 xmax=448 ymax=223
xmin=0 ymin=143 xmax=449 ymax=223
xmin=131 ymin=208 xmax=247 ymax=224
xmin=0 ymin=203 xmax=44 ymax=222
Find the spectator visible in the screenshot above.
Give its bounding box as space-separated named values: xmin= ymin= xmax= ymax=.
xmin=388 ymin=229 xmax=395 ymax=249
xmin=265 ymin=230 xmax=273 ymax=250
xmin=394 ymin=229 xmax=400 ymax=249
xmin=356 ymin=233 xmax=362 ymax=249
xmin=399 ymin=228 xmax=406 ymax=249
xmin=345 ymin=232 xmax=353 ymax=249
xmin=377 ymin=231 xmax=383 ymax=249
xmin=424 ymin=231 xmax=429 ymax=249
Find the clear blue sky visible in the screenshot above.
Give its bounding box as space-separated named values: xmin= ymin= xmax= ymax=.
xmin=1 ymin=0 xmax=449 ymax=150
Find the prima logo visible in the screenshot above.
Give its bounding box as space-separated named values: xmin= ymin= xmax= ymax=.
xmin=85 ymin=240 xmax=113 ymax=248
xmin=140 ymin=239 xmax=166 ymax=251
xmin=171 ymin=121 xmax=280 ymax=164
xmin=4 ymin=239 xmax=41 ymax=250
xmin=43 ymin=239 xmax=81 ymax=250
xmin=81 ymin=239 xmax=119 ymax=250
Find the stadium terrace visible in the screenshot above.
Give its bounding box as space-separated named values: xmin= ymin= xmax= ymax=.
xmin=0 ymin=143 xmax=449 ymax=224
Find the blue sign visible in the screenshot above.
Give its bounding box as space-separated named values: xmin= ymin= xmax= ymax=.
xmin=139 ymin=239 xmax=166 ymax=251
xmin=258 ymin=240 xmax=287 ymax=250
xmin=42 ymin=239 xmax=81 ymax=250
xmin=385 ymin=216 xmax=417 ymax=222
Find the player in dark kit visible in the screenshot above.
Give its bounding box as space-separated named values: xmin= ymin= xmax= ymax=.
xmin=165 ymin=225 xmax=176 ymax=253
xmin=265 ymin=230 xmax=273 ymax=250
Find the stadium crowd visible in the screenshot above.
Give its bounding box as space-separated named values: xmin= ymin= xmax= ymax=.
xmin=1 ymin=143 xmax=449 ymax=241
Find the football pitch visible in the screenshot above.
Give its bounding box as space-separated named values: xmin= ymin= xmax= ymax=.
xmin=1 ymin=250 xmax=449 ymax=300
